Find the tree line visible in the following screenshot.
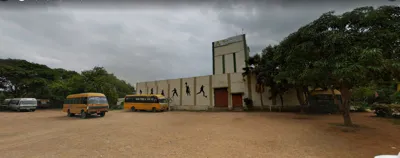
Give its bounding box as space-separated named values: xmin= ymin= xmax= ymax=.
xmin=243 ymin=5 xmax=400 ymax=126
xmin=0 ymin=59 xmax=135 ymax=108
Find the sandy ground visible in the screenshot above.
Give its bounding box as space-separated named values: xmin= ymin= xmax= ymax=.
xmin=0 ymin=110 xmax=399 ymax=158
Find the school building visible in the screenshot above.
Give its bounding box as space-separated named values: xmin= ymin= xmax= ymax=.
xmin=136 ymin=34 xmax=300 ymax=110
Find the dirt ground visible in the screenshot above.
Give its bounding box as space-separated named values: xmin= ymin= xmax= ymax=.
xmin=0 ymin=110 xmax=399 ymax=158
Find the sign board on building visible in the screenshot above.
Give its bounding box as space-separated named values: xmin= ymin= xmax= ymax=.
xmin=213 ymin=34 xmax=243 ymax=48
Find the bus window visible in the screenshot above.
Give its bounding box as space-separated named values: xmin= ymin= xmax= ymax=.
xmin=82 ymin=97 xmax=88 ymax=104
xmin=88 ymin=97 xmax=108 ymax=104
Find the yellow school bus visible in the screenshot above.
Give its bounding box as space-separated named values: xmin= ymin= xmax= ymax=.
xmin=124 ymin=94 xmax=168 ymax=112
xmin=63 ymin=93 xmax=109 ymax=119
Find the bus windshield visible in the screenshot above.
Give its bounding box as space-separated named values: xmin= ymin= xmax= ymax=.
xmin=88 ymin=97 xmax=108 ymax=104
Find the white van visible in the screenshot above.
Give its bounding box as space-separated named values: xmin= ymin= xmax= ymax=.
xmin=9 ymin=98 xmax=38 ymax=112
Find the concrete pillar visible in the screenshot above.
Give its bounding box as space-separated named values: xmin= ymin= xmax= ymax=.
xmin=228 ymin=73 xmax=232 ymax=110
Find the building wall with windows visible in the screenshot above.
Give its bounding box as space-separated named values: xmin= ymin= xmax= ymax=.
xmin=136 ymin=34 xmax=300 ymax=110
xmin=213 ymin=34 xmax=248 ymax=75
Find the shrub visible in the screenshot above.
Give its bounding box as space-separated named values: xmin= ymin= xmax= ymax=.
xmin=371 ymin=103 xmax=400 ymax=118
xmin=110 ymin=103 xmax=123 ymax=110
xmin=243 ymin=98 xmax=253 ymax=110
xmin=0 ymin=92 xmax=5 ymax=103
xmin=390 ymin=92 xmax=400 ymax=104
xmin=350 ymin=101 xmax=370 ymax=112
xmin=375 ymin=84 xmax=397 ymax=104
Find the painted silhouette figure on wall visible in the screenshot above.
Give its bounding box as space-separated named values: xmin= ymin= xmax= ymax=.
xmin=161 ymin=90 xmax=165 ymax=96
xmin=185 ymin=82 xmax=191 ymax=96
xmin=172 ymin=88 xmax=178 ymax=97
xmin=139 ymin=90 xmax=142 ymax=94
xmin=150 ymin=88 xmax=154 ymax=95
xmin=197 ymin=85 xmax=207 ymax=98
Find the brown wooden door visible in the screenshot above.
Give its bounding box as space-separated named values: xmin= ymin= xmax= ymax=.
xmin=232 ymin=94 xmax=243 ymax=107
xmin=214 ymin=88 xmax=228 ymax=107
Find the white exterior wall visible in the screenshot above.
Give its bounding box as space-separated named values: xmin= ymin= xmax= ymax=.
xmin=136 ymin=73 xmax=300 ymax=111
xmin=213 ymin=34 xmax=246 ymax=75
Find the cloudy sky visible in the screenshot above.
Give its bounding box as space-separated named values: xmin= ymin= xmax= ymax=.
xmin=0 ymin=0 xmax=397 ymax=86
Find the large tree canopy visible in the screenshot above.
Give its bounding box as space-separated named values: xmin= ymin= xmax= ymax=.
xmin=0 ymin=59 xmax=135 ymax=107
xmin=245 ymin=5 xmax=400 ymax=126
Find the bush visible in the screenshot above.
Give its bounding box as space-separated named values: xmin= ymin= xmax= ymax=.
xmin=351 ymin=86 xmax=377 ymax=104
xmin=0 ymin=92 xmax=5 ymax=103
xmin=243 ymin=98 xmax=253 ymax=110
xmin=350 ymin=101 xmax=370 ymax=112
xmin=110 ymin=103 xmax=123 ymax=110
xmin=375 ymin=84 xmax=397 ymax=104
xmin=371 ymin=103 xmax=400 ymax=118
xmin=390 ymin=92 xmax=400 ymax=104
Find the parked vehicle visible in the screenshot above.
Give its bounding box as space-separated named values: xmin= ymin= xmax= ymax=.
xmin=124 ymin=94 xmax=169 ymax=112
xmin=62 ymin=93 xmax=109 ymax=119
xmin=37 ymin=99 xmax=50 ymax=109
xmin=8 ymin=98 xmax=38 ymax=112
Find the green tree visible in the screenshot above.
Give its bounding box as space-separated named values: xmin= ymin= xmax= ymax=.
xmin=0 ymin=59 xmax=57 ymax=98
xmin=275 ymin=6 xmax=400 ymax=126
xmin=243 ymin=54 xmax=266 ymax=109
xmin=81 ymin=67 xmax=134 ymax=107
xmin=0 ymin=59 xmax=135 ymax=109
xmin=243 ymin=46 xmax=292 ymax=111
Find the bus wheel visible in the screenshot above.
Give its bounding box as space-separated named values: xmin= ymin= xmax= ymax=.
xmin=152 ymin=107 xmax=157 ymax=112
xmin=131 ymin=106 xmax=136 ymax=112
xmin=99 ymin=112 xmax=105 ymax=117
xmin=80 ymin=110 xmax=87 ymax=119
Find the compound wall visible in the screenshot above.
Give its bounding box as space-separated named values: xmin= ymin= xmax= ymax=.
xmin=136 ymin=73 xmax=300 ymax=111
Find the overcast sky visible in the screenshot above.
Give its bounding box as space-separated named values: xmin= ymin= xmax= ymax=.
xmin=0 ymin=0 xmax=397 ymax=85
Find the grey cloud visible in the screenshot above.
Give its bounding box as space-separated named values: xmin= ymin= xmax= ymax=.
xmin=0 ymin=7 xmax=222 ymax=85
xmin=213 ymin=0 xmax=398 ymax=54
xmin=1 ymin=0 xmax=398 ymax=86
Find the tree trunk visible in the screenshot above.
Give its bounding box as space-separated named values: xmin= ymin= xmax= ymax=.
xmin=271 ymin=94 xmax=277 ymax=105
xmin=295 ymin=87 xmax=306 ymax=113
xmin=330 ymin=88 xmax=339 ymax=106
xmin=270 ymin=91 xmax=277 ymax=112
xmin=279 ymin=94 xmax=284 ymax=112
xmin=260 ymin=92 xmax=264 ymax=110
xmin=303 ymin=86 xmax=310 ymax=107
xmin=339 ymin=86 xmax=353 ymax=126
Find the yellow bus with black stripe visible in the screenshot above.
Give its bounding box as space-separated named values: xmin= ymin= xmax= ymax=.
xmin=63 ymin=93 xmax=109 ymax=119
xmin=124 ymin=94 xmax=168 ymax=112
